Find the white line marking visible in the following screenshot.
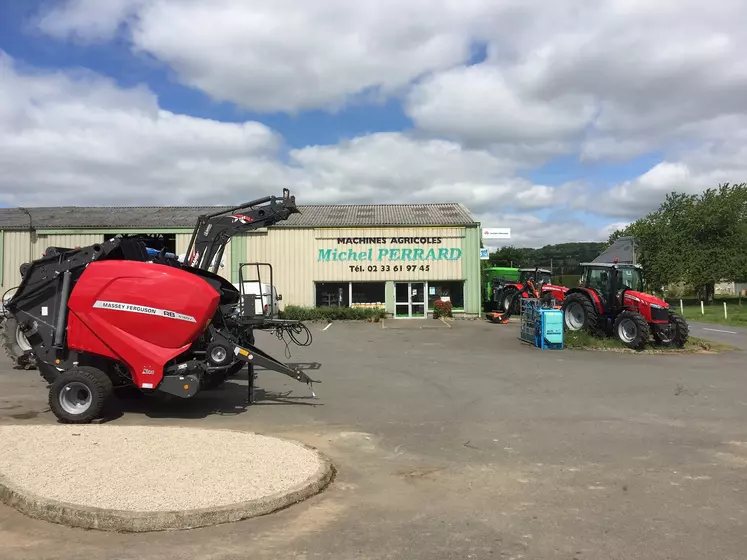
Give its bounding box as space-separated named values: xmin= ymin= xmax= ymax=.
xmin=702 ymin=327 xmax=738 ymax=334
xmin=323 ymin=323 xmax=332 ymax=331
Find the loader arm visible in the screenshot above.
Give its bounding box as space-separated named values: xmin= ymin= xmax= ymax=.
xmin=184 ymin=188 xmax=300 ymax=273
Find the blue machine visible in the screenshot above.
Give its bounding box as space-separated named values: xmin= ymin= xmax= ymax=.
xmin=145 ymin=247 xmax=178 ymax=260
xmin=535 ymin=308 xmax=563 ymax=349
xmin=519 ymin=299 xmax=564 ymax=350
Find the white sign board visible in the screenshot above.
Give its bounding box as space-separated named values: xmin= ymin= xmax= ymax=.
xmin=482 ymin=228 xmax=511 ymax=240
xmin=479 ymin=248 xmax=489 ymax=260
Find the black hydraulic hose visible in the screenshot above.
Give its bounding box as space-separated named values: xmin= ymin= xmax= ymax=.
xmin=53 ymin=270 xmax=72 ymax=348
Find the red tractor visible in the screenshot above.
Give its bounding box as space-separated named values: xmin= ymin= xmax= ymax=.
xmin=486 ymin=267 xmax=568 ymax=323
xmin=560 ymin=259 xmax=689 ymax=349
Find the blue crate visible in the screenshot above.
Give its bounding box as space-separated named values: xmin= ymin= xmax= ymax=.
xmin=535 ymin=308 xmax=564 ymax=350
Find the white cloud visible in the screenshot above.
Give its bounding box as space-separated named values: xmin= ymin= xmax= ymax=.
xmin=0 ymin=52 xmax=573 ymax=245
xmin=35 ymin=0 xmax=492 ymax=113
xmin=24 ymin=0 xmax=747 ymax=236
xmin=475 ymin=212 xmax=619 ymax=248
xmin=405 ymin=64 xmax=597 ymax=149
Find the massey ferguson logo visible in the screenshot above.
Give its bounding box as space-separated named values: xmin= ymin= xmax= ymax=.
xmin=231 ymin=214 xmax=253 ymax=224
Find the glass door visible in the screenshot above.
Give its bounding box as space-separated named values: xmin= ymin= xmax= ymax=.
xmin=410 ymin=282 xmax=426 ymax=318
xmin=395 ymin=282 xmax=410 ymax=318
xmin=394 ymin=282 xmax=427 ymax=318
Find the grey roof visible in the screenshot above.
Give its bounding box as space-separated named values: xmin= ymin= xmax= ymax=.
xmin=0 ymin=203 xmax=477 ymax=230
xmin=592 ymin=236 xmax=637 ymax=264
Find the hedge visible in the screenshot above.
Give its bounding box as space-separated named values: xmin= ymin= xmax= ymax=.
xmin=278 ymin=305 xmax=388 ymax=322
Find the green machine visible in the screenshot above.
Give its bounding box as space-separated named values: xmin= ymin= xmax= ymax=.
xmin=482 ymin=266 xmax=520 ymax=311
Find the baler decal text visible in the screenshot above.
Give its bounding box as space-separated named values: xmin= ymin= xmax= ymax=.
xmin=93 ymin=300 xmax=197 ymax=323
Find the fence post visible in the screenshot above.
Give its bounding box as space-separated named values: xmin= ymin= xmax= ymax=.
xmin=680 ymin=299 xmax=684 ymax=315
xmin=701 ymin=300 xmax=704 ymax=315
xmin=724 ymin=301 xmax=728 ymax=319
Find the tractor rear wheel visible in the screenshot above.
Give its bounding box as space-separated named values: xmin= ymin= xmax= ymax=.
xmin=561 ymin=293 xmax=600 ymax=335
xmin=613 ymin=310 xmax=650 ymax=350
xmin=49 ymin=367 xmax=114 ymax=424
xmin=501 ymin=289 xmax=518 ymax=313
xmin=652 ymin=311 xmax=689 ymax=348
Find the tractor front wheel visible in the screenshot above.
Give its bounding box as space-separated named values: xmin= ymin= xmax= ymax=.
xmin=49 ymin=367 xmax=114 ymax=424
xmin=613 ymin=310 xmax=650 ymax=350
xmin=652 ymin=311 xmax=689 ymax=348
xmin=561 ymin=293 xmax=600 ymax=335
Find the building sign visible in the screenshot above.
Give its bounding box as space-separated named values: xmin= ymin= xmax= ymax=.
xmin=314 ymin=232 xmax=464 ymax=279
xmin=318 ymin=247 xmax=462 ymax=263
xmin=480 ymin=248 xmax=489 ymax=260
xmin=482 ymin=228 xmax=511 ymax=240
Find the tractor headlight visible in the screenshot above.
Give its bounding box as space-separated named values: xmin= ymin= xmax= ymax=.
xmin=650 ymin=303 xmax=664 ymax=309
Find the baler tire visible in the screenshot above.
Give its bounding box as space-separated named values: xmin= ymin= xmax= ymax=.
xmin=613 ymin=310 xmax=650 ymax=350
xmin=1 ymin=316 xmax=36 ymax=371
xmin=561 ymin=293 xmax=601 ymax=336
xmin=201 ymin=371 xmax=229 ymax=390
xmin=653 ymin=311 xmax=690 ymax=348
xmin=226 ymin=361 xmax=245 ymax=377
xmin=49 ymin=367 xmax=114 ymax=424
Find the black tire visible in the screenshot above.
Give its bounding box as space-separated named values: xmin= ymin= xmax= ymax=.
xmin=501 ymin=289 xmax=518 ymax=313
xmin=201 ymin=370 xmax=229 ymax=390
xmin=613 ymin=310 xmax=650 ymax=350
xmin=48 ymin=367 xmax=114 ymax=424
xmin=652 ymin=310 xmax=689 ymax=348
xmin=561 ymin=293 xmax=601 ymax=336
xmin=226 ymin=361 xmax=245 ymax=377
xmin=1 ymin=316 xmax=36 ymax=370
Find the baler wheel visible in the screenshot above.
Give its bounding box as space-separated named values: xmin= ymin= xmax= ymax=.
xmin=1 ymin=316 xmax=36 ymax=371
xmin=49 ymin=367 xmax=114 ymax=424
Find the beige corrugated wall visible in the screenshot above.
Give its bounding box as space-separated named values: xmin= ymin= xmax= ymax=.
xmin=2 ymin=231 xmax=32 ymax=294
xmin=2 ymin=232 xmax=107 ymax=293
xmin=235 ymin=227 xmax=466 ymax=307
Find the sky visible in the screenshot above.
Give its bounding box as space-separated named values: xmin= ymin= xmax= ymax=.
xmin=1 ymin=0 xmax=745 ymax=248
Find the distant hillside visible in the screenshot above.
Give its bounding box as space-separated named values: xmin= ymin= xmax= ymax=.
xmin=485 ymin=242 xmax=607 ymax=276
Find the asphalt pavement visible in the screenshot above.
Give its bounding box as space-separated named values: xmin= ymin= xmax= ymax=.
xmin=688 ymin=320 xmax=747 ymax=349
xmin=1 ymin=320 xmax=746 ymax=560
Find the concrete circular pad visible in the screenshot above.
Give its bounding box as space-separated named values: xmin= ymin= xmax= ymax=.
xmin=0 ymin=425 xmax=334 ymax=532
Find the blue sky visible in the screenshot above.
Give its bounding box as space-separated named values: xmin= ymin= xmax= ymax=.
xmin=0 ymin=0 xmax=744 ymax=247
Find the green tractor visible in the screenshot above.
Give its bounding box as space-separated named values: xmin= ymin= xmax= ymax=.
xmin=482 ymin=267 xmax=520 ymax=312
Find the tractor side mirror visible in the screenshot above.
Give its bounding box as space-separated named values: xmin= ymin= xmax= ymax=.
xmin=277 ymin=294 xmax=283 ymax=301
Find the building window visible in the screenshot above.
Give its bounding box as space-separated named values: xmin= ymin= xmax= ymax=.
xmin=428 ymin=281 xmax=464 ymax=310
xmin=351 ymin=282 xmax=385 ymax=308
xmin=315 ymin=282 xmax=349 ymax=307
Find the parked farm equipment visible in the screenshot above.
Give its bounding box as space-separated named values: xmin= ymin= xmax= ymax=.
xmin=486 ymin=267 xmax=568 ymax=323
xmin=560 ymin=259 xmax=689 ymax=349
xmin=3 ymin=189 xmax=321 ymax=424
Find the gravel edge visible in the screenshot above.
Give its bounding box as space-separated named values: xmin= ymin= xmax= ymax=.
xmin=0 ymin=429 xmax=336 ymax=533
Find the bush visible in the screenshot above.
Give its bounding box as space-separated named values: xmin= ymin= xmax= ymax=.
xmin=278 ymin=305 xmax=388 ymax=322
xmin=432 ymin=299 xmax=453 ymax=319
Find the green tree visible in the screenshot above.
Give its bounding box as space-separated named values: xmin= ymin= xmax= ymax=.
xmin=609 ymin=183 xmax=747 ymax=302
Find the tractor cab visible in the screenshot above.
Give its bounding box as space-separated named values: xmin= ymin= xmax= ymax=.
xmin=578 ymin=262 xmax=644 ymax=307
xmin=519 ymin=267 xmax=552 ymax=290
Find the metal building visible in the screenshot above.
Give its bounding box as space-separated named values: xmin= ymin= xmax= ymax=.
xmin=0 ymin=203 xmax=483 ymax=318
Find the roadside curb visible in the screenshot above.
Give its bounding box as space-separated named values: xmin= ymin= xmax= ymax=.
xmin=0 ymin=433 xmax=335 ymax=533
